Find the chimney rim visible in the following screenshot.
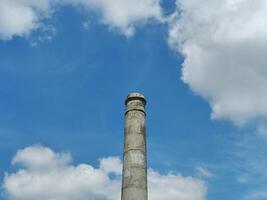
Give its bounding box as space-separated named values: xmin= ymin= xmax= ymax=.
xmin=125 ymin=92 xmax=146 ymax=105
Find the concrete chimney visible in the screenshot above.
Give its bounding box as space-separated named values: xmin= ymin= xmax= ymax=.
xmin=121 ymin=93 xmax=147 ymax=200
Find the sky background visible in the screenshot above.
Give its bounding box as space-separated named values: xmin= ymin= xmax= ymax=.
xmin=1 ymin=0 xmax=267 ymax=200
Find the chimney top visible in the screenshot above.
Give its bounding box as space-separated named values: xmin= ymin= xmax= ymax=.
xmin=125 ymin=92 xmax=146 ymax=105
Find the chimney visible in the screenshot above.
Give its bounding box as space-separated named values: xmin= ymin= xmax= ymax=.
xmin=121 ymin=93 xmax=148 ymax=200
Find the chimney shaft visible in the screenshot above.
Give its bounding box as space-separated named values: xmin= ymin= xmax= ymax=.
xmin=121 ymin=93 xmax=148 ymax=200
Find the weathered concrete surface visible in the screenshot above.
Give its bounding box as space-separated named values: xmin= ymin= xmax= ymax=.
xmin=121 ymin=93 xmax=147 ymax=200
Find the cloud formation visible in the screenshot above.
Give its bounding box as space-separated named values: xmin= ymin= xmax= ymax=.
xmin=3 ymin=0 xmax=265 ymax=126
xmin=169 ymin=0 xmax=267 ymax=124
xmin=0 ymin=0 xmax=162 ymax=40
xmin=70 ymin=0 xmax=163 ymax=37
xmin=0 ymin=0 xmax=55 ymax=40
xmin=3 ymin=145 xmax=207 ymax=200
xmin=233 ymin=133 xmax=267 ymax=199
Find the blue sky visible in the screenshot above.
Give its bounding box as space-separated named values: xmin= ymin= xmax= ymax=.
xmin=1 ymin=0 xmax=267 ymax=200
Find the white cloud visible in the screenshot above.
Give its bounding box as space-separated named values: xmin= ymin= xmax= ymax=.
xmin=0 ymin=0 xmax=55 ymax=40
xmin=0 ymin=0 xmax=163 ymax=40
xmin=169 ymin=0 xmax=267 ymax=125
xmin=148 ymin=170 xmax=206 ymax=200
xmin=3 ymin=145 xmax=207 ymax=200
xmin=11 ymin=145 xmax=71 ymax=171
xmin=3 ymin=145 xmax=121 ymax=200
xmin=232 ymin=133 xmax=267 ymax=199
xmin=196 ymin=166 xmax=215 ymax=179
xmin=65 ymin=0 xmax=163 ymax=37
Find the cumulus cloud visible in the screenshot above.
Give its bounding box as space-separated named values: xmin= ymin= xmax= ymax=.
xmin=0 ymin=0 xmax=55 ymax=40
xmin=0 ymin=0 xmax=163 ymax=40
xmin=69 ymin=0 xmax=163 ymax=37
xmin=148 ymin=170 xmax=206 ymax=200
xmin=169 ymin=0 xmax=267 ymax=125
xmin=3 ymin=145 xmax=207 ymax=200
